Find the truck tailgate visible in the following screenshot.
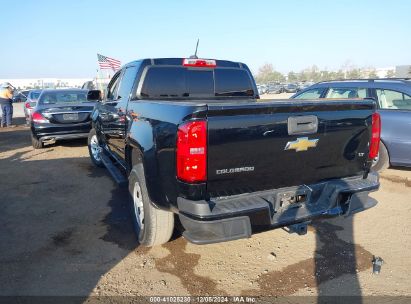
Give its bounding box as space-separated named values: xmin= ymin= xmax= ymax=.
xmin=206 ymin=99 xmax=375 ymax=197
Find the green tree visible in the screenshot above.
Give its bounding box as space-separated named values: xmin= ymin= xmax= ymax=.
xmin=321 ymin=71 xmax=333 ymax=81
xmin=367 ymin=69 xmax=378 ymax=79
xmin=346 ymin=69 xmax=362 ymax=79
xmin=326 ymin=71 xmax=336 ymax=80
xmin=255 ymin=63 xmax=285 ymax=83
xmin=297 ymin=65 xmax=327 ymax=82
xmin=287 ymin=71 xmax=298 ymax=82
xmin=386 ymin=70 xmax=395 ymax=78
xmin=335 ymin=69 xmax=345 ymax=79
xmin=274 ymin=72 xmax=286 ymax=83
xmin=299 ymin=69 xmax=310 ymax=82
xmin=310 ymin=65 xmax=321 ymax=82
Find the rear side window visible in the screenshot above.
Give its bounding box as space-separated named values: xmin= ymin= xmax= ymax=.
xmin=325 ymin=87 xmax=367 ymax=98
xmin=106 ymin=72 xmax=121 ymax=100
xmin=117 ymin=66 xmax=139 ymax=100
xmin=140 ymin=66 xmax=254 ymax=99
xmin=29 ymin=92 xmax=41 ymax=100
xmin=293 ymin=88 xmax=325 ymax=99
xmin=376 ymin=89 xmax=411 ymax=110
xmin=141 ymin=67 xmax=185 ymax=98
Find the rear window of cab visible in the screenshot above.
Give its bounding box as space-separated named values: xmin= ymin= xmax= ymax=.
xmin=139 ymin=66 xmax=255 ymax=99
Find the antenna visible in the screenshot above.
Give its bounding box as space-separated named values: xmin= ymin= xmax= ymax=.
xmin=189 ymin=39 xmax=200 ymax=59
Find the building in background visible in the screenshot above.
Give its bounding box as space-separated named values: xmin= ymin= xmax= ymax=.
xmin=0 ymin=78 xmax=92 ymax=90
xmin=395 ymin=65 xmax=411 ymax=78
xmin=358 ymin=67 xmax=395 ymax=78
xmin=375 ymin=67 xmax=395 ymax=78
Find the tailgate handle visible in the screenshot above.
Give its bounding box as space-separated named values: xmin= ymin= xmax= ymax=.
xmin=288 ymin=115 xmax=318 ymax=135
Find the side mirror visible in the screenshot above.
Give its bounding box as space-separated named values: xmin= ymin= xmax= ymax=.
xmin=87 ymin=90 xmax=102 ymax=101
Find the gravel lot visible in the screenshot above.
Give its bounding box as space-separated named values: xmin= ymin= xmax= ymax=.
xmin=1 ymin=103 xmax=410 ymax=298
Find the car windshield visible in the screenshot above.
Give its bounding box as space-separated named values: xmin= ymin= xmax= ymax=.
xmin=39 ymin=91 xmax=88 ymax=104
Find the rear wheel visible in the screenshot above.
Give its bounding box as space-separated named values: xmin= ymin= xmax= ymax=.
xmin=129 ymin=163 xmax=174 ymax=246
xmin=372 ymin=142 xmax=389 ymax=172
xmin=88 ymin=129 xmax=104 ymax=167
xmin=31 ymin=133 xmax=43 ymax=149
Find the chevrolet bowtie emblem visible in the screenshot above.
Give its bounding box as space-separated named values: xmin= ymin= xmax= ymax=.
xmin=284 ymin=137 xmax=319 ymax=152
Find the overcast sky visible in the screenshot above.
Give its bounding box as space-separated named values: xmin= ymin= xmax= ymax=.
xmin=1 ymin=0 xmax=410 ymax=78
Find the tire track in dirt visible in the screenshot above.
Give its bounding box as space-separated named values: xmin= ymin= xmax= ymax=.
xmin=380 ymin=174 xmax=411 ymax=187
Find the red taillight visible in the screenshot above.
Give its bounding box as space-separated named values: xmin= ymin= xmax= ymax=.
xmin=369 ymin=113 xmax=381 ymax=159
xmin=182 ymin=58 xmax=216 ymax=68
xmin=32 ymin=112 xmax=48 ymax=123
xmin=176 ymin=120 xmax=207 ymax=183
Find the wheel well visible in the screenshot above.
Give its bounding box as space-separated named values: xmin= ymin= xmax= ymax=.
xmin=126 ymin=146 xmax=143 ymax=173
xmin=380 ymin=139 xmax=390 ymax=159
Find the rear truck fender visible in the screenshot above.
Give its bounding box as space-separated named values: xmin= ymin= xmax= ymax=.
xmin=127 ymin=123 xmax=173 ymax=211
xmin=125 ymin=101 xmax=209 ymax=209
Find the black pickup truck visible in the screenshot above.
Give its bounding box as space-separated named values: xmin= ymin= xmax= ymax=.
xmin=87 ymin=57 xmax=380 ymax=246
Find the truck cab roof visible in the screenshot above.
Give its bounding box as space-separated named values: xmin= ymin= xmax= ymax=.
xmin=124 ymin=58 xmax=246 ymax=69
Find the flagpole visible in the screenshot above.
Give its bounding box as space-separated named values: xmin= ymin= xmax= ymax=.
xmin=99 ymin=68 xmax=104 ymax=91
xmin=96 ymin=69 xmax=99 ymax=90
xmin=96 ymin=54 xmax=105 ymax=91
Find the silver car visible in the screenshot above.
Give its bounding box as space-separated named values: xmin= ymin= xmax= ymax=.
xmin=291 ymin=79 xmax=411 ymax=171
xmin=24 ymin=90 xmax=42 ymax=124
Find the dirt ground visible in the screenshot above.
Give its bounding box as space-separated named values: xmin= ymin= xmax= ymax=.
xmin=1 ymin=104 xmax=410 ymax=299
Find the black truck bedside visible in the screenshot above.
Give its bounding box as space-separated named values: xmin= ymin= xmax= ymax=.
xmin=86 ymin=57 xmax=380 ymax=246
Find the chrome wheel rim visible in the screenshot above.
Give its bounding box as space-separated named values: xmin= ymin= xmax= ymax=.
xmin=133 ymin=182 xmax=145 ymax=232
xmin=90 ymin=135 xmax=101 ymax=162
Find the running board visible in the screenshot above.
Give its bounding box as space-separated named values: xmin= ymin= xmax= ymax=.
xmin=100 ymin=152 xmax=128 ymax=187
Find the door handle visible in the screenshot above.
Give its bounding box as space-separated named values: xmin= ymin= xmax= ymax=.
xmin=288 ymin=115 xmax=318 ymax=135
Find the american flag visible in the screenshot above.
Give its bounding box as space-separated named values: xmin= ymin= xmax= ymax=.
xmin=97 ymin=54 xmax=121 ymax=71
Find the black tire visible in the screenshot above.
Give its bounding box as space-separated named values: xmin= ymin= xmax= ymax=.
xmin=88 ymin=129 xmax=104 ymax=167
xmin=129 ymin=163 xmax=174 ymax=246
xmin=372 ymin=142 xmax=390 ymax=172
xmin=31 ymin=133 xmax=43 ymax=149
